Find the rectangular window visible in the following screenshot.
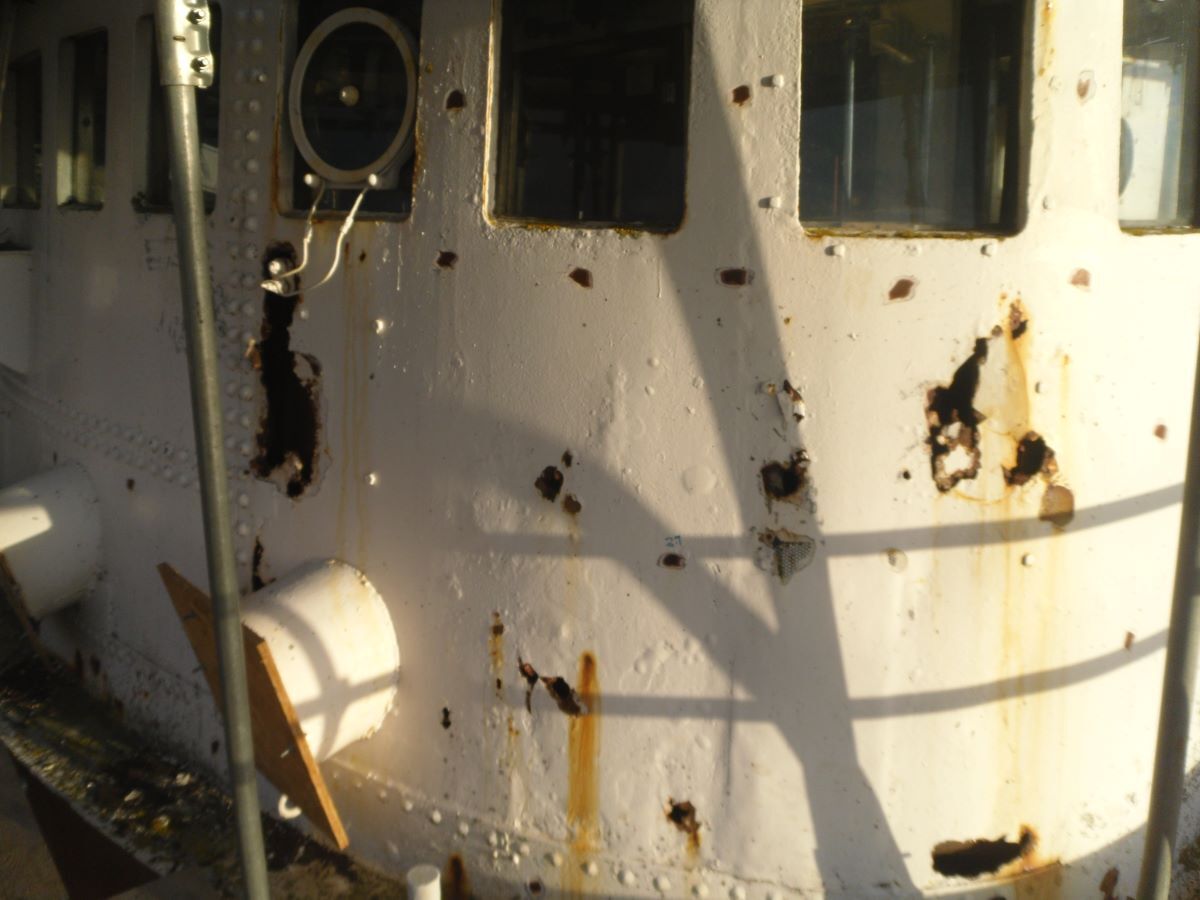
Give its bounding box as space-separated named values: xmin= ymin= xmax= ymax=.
xmin=1 ymin=53 xmax=42 ymax=208
xmin=138 ymin=7 xmax=221 ymax=212
xmin=1119 ymin=0 xmax=1200 ymax=229
xmin=58 ymin=30 xmax=108 ymax=208
xmin=800 ymin=0 xmax=1025 ymax=233
xmin=494 ymin=0 xmax=694 ymax=231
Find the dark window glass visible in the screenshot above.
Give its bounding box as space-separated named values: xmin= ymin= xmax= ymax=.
xmin=800 ymin=0 xmax=1025 ymax=233
xmin=140 ymin=6 xmax=221 ymax=212
xmin=60 ymin=30 xmax=107 ymax=208
xmin=290 ymin=1 xmax=422 ymax=217
xmin=1119 ymin=0 xmax=1200 ymax=229
xmin=1 ymin=53 xmax=42 ymax=208
xmin=494 ymin=0 xmax=694 ymax=231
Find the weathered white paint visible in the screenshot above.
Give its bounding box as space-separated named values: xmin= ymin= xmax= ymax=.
xmin=242 ymin=559 xmax=400 ymax=761
xmin=0 ymin=463 xmax=100 ymax=617
xmin=0 ymin=0 xmax=1196 ymax=898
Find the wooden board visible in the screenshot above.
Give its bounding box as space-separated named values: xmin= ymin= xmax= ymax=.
xmin=157 ymin=563 xmax=349 ymax=849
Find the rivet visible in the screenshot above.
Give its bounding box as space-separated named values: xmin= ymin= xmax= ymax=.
xmin=981 ymin=242 xmax=997 ymax=257
xmin=620 ymin=870 xmax=636 ymax=886
xmin=298 ymin=308 xmax=310 ymax=320
xmin=373 ymin=318 xmax=387 ymax=335
xmin=457 ymin=821 xmax=470 ymax=837
xmin=246 ymin=129 xmax=260 ymax=143
xmin=488 ymin=832 xmax=499 ymax=847
xmin=236 ymin=521 xmax=251 ymax=538
xmin=766 ymin=196 xmax=782 ymax=209
xmin=550 ymin=852 xmax=564 ymax=867
xmin=239 ymin=442 xmax=253 ymax=457
xmin=237 ymin=493 xmax=250 ymax=508
xmin=240 ymin=386 xmax=254 ymax=401
xmin=403 ymin=800 xmax=414 ymax=812
xmin=766 ymin=74 xmax=785 ymax=87
xmin=583 ymin=861 xmax=599 ymax=877
xmin=430 ymin=809 xmax=442 ymax=825
xmin=245 ymin=159 xmax=261 ymax=174
xmin=1022 ymin=553 xmax=1036 ymax=567
xmin=693 ymin=886 xmax=709 ymax=898
xmin=247 ymin=100 xmax=262 ymax=114
xmin=240 ymin=414 xmax=252 ymax=428
xmin=243 ymin=244 xmax=258 ymax=259
xmin=245 ymin=188 xmax=260 ymax=203
xmin=654 ymin=875 xmax=671 ymax=892
xmin=828 ymin=243 xmax=846 ymax=258
xmin=519 ymin=843 xmax=531 ymax=856
xmin=244 ymin=217 xmax=259 ymax=232
xmin=511 ymin=853 xmax=521 ymax=866
xmin=1042 ymin=195 xmax=1055 ymax=211
xmin=731 ymin=887 xmax=747 ymax=900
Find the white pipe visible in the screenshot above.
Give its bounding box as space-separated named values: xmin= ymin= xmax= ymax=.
xmin=407 ymin=864 xmax=441 ymax=900
xmin=240 ymin=559 xmax=400 ymax=761
xmin=0 ymin=464 xmax=100 ymax=618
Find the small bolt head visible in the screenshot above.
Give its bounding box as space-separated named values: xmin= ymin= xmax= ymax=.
xmin=192 ymin=57 xmax=210 ymax=72
xmin=187 ymin=8 xmax=206 ymax=22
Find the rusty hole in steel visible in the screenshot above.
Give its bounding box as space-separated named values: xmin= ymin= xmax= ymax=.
xmin=561 ymin=449 xmax=574 ymax=468
xmin=731 ymin=84 xmax=751 ymax=105
xmin=888 ymin=278 xmax=916 ymax=302
xmin=491 ymin=615 xmax=504 ymax=638
xmin=444 ymin=854 xmax=472 ymax=900
xmin=1004 ymin=432 xmax=1058 ymax=486
xmin=1155 ymin=424 xmax=1168 ymax=440
xmin=1008 ymin=302 xmax=1029 ymax=340
xmin=667 ymin=799 xmax=700 ymax=839
xmin=659 ymin=552 xmax=686 ymax=570
xmin=534 ymin=466 xmax=564 ymax=502
xmin=901 ymin=469 xmax=913 ymax=481
xmin=926 ymin=338 xmax=988 ymax=492
xmin=568 ymin=267 xmax=593 ymax=288
xmin=445 ymin=89 xmax=466 ymax=111
xmin=718 ymin=267 xmax=751 ymax=286
xmin=1124 ymin=632 xmax=1135 ymax=651
xmin=562 ymin=493 xmax=582 ymax=516
xmin=441 ymin=707 xmax=451 ymax=730
xmin=760 ymin=452 xmax=808 ymax=502
xmin=1040 ymin=484 xmax=1075 ymax=529
xmin=357 ymin=250 xmax=366 ymax=263
xmin=528 ymin=880 xmax=543 ymax=895
xmin=1070 ymin=268 xmax=1091 ymax=289
xmin=931 ymin=827 xmax=1035 ymax=878
xmin=518 ymin=658 xmax=539 ymax=712
xmin=542 ymin=675 xmax=584 ymax=716
xmin=126 ymin=478 xmax=135 ymax=491
xmin=251 ymin=538 xmax=272 ymax=592
xmin=253 ymin=243 xmax=321 ymax=499
xmin=436 ymin=250 xmax=458 ymax=269
xmin=1100 ymin=866 xmax=1119 ymax=899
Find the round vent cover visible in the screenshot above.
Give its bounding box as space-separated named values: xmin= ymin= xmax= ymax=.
xmin=288 ymin=7 xmax=417 ymax=185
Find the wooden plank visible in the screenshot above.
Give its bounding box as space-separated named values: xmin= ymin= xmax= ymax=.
xmin=157 ymin=563 xmax=349 ymax=849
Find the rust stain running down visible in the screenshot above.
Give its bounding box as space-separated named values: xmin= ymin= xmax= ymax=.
xmin=1099 ymin=865 xmax=1119 ymax=899
xmin=931 ymin=826 xmax=1036 ymax=878
xmin=926 ymin=338 xmax=988 ymax=492
xmin=252 ymin=244 xmax=321 ymax=498
xmin=444 ymin=854 xmax=473 ymax=900
xmin=666 ymin=799 xmax=701 ymax=858
xmin=567 ymin=652 xmax=601 ymax=862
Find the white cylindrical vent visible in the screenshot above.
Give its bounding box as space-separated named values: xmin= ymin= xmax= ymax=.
xmin=0 ymin=464 xmax=101 ymax=618
xmin=241 ymin=559 xmax=400 ymax=761
xmin=407 ymin=864 xmax=441 ymax=900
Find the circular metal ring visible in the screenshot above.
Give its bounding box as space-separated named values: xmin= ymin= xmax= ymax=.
xmin=288 ymin=7 xmax=417 ymax=185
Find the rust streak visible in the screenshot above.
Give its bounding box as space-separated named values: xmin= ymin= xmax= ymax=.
xmin=489 ymin=612 xmax=504 ymax=698
xmin=567 ymin=652 xmax=601 ymax=866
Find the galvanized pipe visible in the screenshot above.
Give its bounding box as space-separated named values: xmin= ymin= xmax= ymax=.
xmin=1137 ymin=330 xmax=1200 ymax=900
xmin=154 ymin=2 xmax=269 ymax=897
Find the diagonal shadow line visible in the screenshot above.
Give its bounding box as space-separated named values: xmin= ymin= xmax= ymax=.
xmin=475 ymin=483 xmax=1182 ymax=562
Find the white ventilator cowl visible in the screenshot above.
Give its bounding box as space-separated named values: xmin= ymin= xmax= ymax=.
xmin=0 ymin=464 xmax=101 ymax=618
xmin=241 ymin=559 xmax=400 ymax=761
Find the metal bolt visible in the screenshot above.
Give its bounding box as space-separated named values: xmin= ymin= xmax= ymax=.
xmin=192 ymin=57 xmax=209 ymax=72
xmin=187 ymin=8 xmax=206 ymax=22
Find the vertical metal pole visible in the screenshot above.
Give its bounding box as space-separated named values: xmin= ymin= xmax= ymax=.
xmin=1138 ymin=329 xmax=1200 ymax=900
xmin=154 ymin=3 xmax=269 ymax=898
xmin=842 ymin=23 xmax=856 ymax=207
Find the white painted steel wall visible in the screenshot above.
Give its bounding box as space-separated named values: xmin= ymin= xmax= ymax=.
xmin=0 ymin=1 xmax=1197 ymax=897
